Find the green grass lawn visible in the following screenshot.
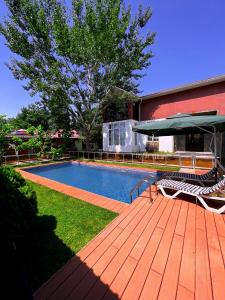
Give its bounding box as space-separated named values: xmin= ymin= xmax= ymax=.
xmin=81 ymin=159 xmax=180 ymax=171
xmin=23 ymin=181 xmax=117 ymax=292
xmin=9 ymin=156 xmax=180 ymax=171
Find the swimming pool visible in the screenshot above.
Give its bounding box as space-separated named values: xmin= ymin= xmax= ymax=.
xmin=25 ymin=163 xmax=157 ymax=203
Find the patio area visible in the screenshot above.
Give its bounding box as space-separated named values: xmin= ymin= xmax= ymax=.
xmin=33 ymin=187 xmax=225 ymax=300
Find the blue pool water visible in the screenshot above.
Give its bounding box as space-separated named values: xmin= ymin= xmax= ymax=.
xmin=26 ymin=163 xmax=157 ymax=203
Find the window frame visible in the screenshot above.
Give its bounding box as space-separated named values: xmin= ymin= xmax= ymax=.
xmin=108 ymin=122 xmax=126 ymax=146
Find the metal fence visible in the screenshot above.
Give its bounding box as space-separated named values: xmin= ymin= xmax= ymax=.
xmin=68 ymin=151 xmax=215 ymax=170
xmin=2 ymin=153 xmax=38 ymax=164
xmin=2 ymin=151 xmax=215 ymax=169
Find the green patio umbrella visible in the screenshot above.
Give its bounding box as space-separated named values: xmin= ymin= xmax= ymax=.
xmin=133 ymin=114 xmax=225 ymax=170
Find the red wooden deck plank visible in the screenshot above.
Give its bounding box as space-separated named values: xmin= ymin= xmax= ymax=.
xmin=34 ymin=201 xmax=141 ymax=299
xmin=102 ymin=256 xmax=137 ymax=300
xmin=205 ymin=211 xmax=225 ymax=300
xmin=84 ymin=197 xmax=164 ymax=300
xmin=121 ymin=198 xmax=173 ymax=300
xmin=33 ymin=188 xmax=225 ymax=300
xmin=213 ymin=214 xmax=225 ymax=266
xmin=121 ymin=227 xmax=164 ymax=300
xmin=151 ymin=200 xmax=182 ymax=275
xmin=195 ymin=207 xmax=213 ymax=300
xmin=66 ymin=246 xmax=119 ymax=300
xmin=178 ymin=203 xmax=196 ymax=295
xmin=129 ymin=195 xmax=167 ymax=260
xmin=175 ymin=201 xmax=189 ymax=237
xmin=66 ymin=201 xmax=154 ymax=300
xmin=139 ymin=270 xmax=162 ymax=300
xmin=176 ymin=285 xmax=194 ymax=300
xmin=157 ymin=234 xmax=184 ymax=300
xmin=49 ymin=226 xmax=124 ymax=300
xmin=84 ymin=233 xmax=139 ymax=300
xmin=47 ymin=199 xmax=147 ymax=299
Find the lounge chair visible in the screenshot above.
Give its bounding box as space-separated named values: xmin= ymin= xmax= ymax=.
xmin=160 ymin=167 xmax=218 ymax=186
xmin=156 ymin=176 xmax=225 ymax=214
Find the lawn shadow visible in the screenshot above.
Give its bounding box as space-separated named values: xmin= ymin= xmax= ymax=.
xmin=20 ymin=214 xmax=119 ymax=299
xmin=22 ymin=215 xmax=74 ymax=293
xmin=33 ymin=248 xmax=120 ymax=300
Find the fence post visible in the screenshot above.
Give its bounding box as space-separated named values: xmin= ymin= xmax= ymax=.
xmin=192 ymin=156 xmax=196 ymax=169
xmin=179 ymin=155 xmax=182 ymax=167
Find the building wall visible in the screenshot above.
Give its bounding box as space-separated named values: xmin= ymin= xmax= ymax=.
xmin=159 ymin=136 xmax=174 ymax=152
xmin=140 ymin=82 xmax=225 ymax=120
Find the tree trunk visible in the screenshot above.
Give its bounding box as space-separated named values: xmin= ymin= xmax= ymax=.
xmin=85 ymin=133 xmax=91 ymax=151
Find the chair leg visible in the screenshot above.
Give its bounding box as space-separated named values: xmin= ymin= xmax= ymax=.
xmin=196 ymin=195 xmax=225 ymax=214
xmin=158 ymin=186 xmax=181 ymax=199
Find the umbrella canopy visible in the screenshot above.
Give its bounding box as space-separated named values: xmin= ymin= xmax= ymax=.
xmin=133 ymin=115 xmax=225 ymax=136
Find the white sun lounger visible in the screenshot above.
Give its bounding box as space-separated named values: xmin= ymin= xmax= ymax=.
xmin=156 ymin=176 xmax=225 ymax=214
xmin=160 ymin=167 xmax=217 ymax=186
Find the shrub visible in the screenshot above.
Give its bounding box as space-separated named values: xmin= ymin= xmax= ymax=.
xmin=0 ymin=167 xmax=37 ymax=243
xmin=49 ymin=147 xmax=64 ymax=160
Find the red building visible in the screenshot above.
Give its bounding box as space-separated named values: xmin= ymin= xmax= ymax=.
xmin=132 ymin=75 xmax=225 ymax=153
xmin=103 ymin=75 xmax=225 ymax=154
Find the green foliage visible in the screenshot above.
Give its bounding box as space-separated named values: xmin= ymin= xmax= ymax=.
xmin=20 ymin=125 xmax=52 ymax=157
xmin=49 ymin=146 xmax=64 ymax=160
xmin=0 ymin=115 xmax=11 ymax=163
xmin=0 ymin=167 xmax=37 ymax=242
xmin=1 ymin=0 xmax=155 ymax=149
xmin=10 ymin=101 xmax=50 ymax=130
xmin=8 ymin=136 xmax=24 ymax=154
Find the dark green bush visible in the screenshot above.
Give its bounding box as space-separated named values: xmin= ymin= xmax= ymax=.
xmin=0 ymin=167 xmax=37 ymax=242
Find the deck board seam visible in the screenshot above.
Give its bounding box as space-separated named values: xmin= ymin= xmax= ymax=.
xmin=81 ymin=196 xmax=165 ymax=300
xmin=173 ymin=199 xmax=189 ymax=300
xmin=99 ymin=199 xmax=166 ymax=300
xmin=213 ymin=214 xmax=225 ymax=267
xmin=80 ymin=199 xmax=163 ymax=296
xmin=203 ymin=210 xmax=214 ymax=300
xmin=149 ymin=201 xmax=183 ymax=299
xmin=131 ymin=198 xmax=178 ymax=300
xmin=52 ymin=201 xmax=151 ymax=298
xmin=35 ymin=201 xmax=145 ymax=299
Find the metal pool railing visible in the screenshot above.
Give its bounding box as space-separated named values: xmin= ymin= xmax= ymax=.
xmin=130 ymin=176 xmax=155 ymax=203
xmin=67 ymin=151 xmax=215 ymax=170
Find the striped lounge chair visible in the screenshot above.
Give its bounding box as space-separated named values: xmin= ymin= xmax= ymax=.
xmin=156 ymin=175 xmax=225 ymax=214
xmin=160 ymin=167 xmax=217 ymax=186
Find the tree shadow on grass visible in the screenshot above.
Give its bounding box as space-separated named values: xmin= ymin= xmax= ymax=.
xmin=2 ymin=215 xmax=120 ymax=299
xmin=22 ymin=215 xmax=74 ymax=293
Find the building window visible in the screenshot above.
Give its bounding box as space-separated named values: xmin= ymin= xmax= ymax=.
xmin=148 ymin=135 xmax=159 ymax=142
xmin=120 ymin=123 xmax=125 ymax=146
xmin=109 ymin=124 xmax=113 ymax=146
xmin=108 ymin=122 xmax=126 ymax=146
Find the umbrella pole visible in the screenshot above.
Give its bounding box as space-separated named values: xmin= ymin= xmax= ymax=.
xmin=213 ymin=127 xmax=218 ymax=182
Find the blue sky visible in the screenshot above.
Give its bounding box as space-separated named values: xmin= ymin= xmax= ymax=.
xmin=0 ymin=0 xmax=225 ymax=117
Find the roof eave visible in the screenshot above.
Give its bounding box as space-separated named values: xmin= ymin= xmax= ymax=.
xmin=140 ymin=74 xmax=225 ymax=101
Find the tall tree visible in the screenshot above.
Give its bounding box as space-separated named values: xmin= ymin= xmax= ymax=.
xmin=10 ymin=101 xmax=50 ymax=130
xmin=0 ymin=0 xmax=155 ymax=149
xmin=0 ymin=115 xmax=11 ymax=163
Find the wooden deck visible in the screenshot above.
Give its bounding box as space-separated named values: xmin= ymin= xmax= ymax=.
xmin=33 ymin=189 xmax=225 ymax=300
